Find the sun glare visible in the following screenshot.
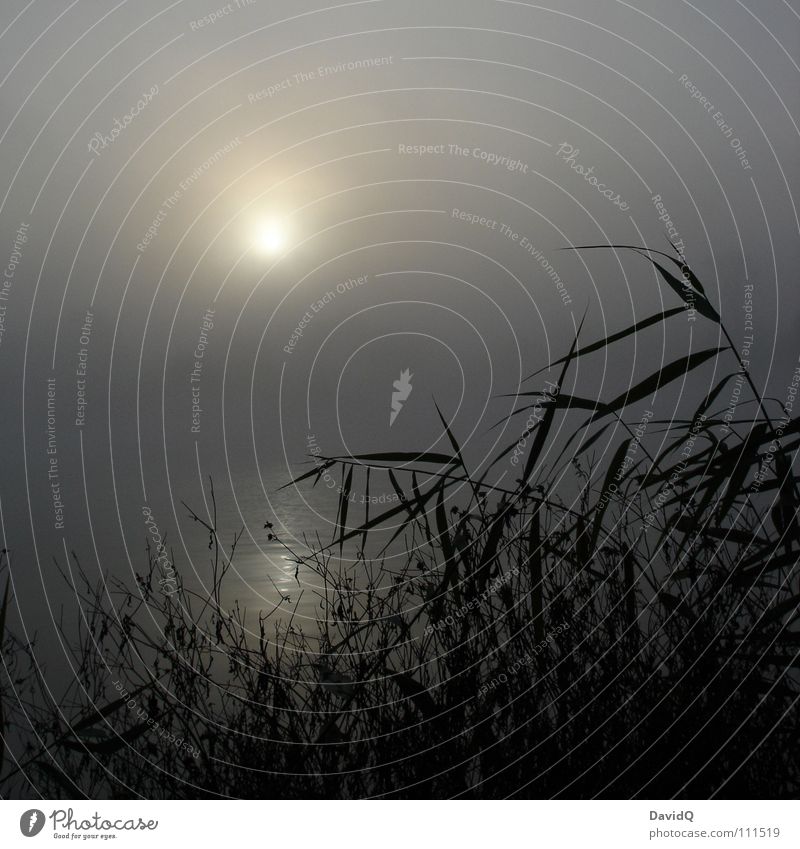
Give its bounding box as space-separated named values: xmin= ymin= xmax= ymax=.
xmin=254 ymin=219 xmax=287 ymax=254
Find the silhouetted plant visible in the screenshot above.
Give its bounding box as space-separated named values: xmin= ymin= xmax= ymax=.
xmin=1 ymin=247 xmax=798 ymax=798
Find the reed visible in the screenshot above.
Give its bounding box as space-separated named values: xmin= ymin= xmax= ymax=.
xmin=1 ymin=247 xmax=798 ymax=798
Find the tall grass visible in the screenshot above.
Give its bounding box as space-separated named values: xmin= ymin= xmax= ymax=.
xmin=1 ymin=246 xmax=798 ymax=798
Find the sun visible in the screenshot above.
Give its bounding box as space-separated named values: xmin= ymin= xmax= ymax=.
xmin=254 ymin=219 xmax=287 ymax=254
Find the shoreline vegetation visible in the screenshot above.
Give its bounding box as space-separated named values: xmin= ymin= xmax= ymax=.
xmin=1 ymin=245 xmax=799 ymax=798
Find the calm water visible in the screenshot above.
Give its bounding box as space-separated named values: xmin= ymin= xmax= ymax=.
xmin=173 ymin=465 xmax=408 ymax=630
xmin=172 ymin=467 xmax=335 ymax=625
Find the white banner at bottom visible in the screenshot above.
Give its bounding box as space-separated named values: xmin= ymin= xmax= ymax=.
xmin=0 ymin=800 xmax=796 ymax=848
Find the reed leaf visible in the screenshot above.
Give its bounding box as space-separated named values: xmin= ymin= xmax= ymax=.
xmin=362 ymin=467 xmax=370 ymax=552
xmin=762 ymin=597 xmax=800 ymax=627
xmin=588 ymin=439 xmax=631 ymax=557
xmin=329 ymin=451 xmax=459 ymax=466
xmin=623 ymin=550 xmax=637 ymax=634
xmin=475 ymin=506 xmax=507 ymax=593
xmin=337 ymin=465 xmax=354 ymax=555
xmin=522 ymin=306 xmax=685 ymax=383
xmin=434 ymin=479 xmax=458 ymax=594
xmin=592 ymin=347 xmax=726 ymax=423
xmin=279 ymin=459 xmax=335 ymax=490
xmin=526 ymin=506 xmax=545 ymax=643
xmin=388 ymin=669 xmax=438 ymax=719
xmin=326 ymin=481 xmax=442 ymax=552
xmin=0 ymin=578 xmax=7 ymax=776
xmin=61 ymin=720 xmax=153 ymax=755
xmin=69 ymin=682 xmax=153 ymax=734
xmin=521 ymin=317 xmax=585 ymax=484
xmin=567 ymin=245 xmax=719 ymax=321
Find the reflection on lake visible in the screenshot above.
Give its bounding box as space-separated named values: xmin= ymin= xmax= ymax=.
xmin=174 ymin=466 xmax=408 ymax=630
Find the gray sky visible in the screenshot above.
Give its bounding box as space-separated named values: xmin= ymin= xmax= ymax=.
xmin=0 ymin=0 xmax=798 ymax=634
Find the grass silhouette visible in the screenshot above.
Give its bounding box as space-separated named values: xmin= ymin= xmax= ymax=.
xmin=1 ymin=247 xmax=798 ymax=798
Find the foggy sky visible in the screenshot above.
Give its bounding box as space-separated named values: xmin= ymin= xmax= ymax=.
xmin=0 ymin=0 xmax=798 ymax=635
